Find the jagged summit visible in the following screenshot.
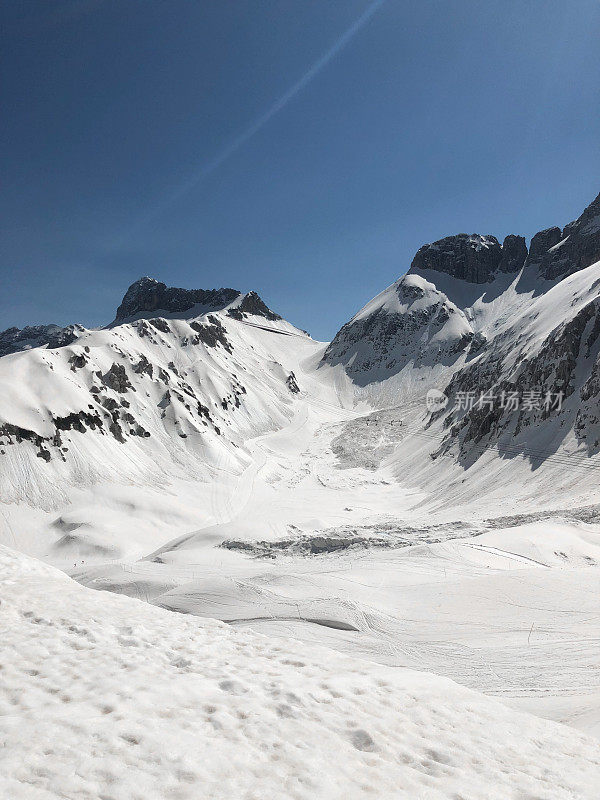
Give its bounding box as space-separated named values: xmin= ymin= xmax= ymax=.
xmin=409 ymin=190 xmax=600 ymax=285
xmin=114 ymin=277 xmax=282 ymax=324
xmin=410 ymin=232 xmax=529 ymax=284
xmin=114 ymin=277 xmax=241 ymax=321
xmin=525 ymin=190 xmax=600 ymax=280
xmin=410 ymin=233 xmax=505 ymax=284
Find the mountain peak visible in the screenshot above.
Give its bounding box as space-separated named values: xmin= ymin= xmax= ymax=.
xmin=526 ymin=190 xmax=600 ymax=280
xmin=227 ymin=291 xmax=282 ymax=322
xmin=114 ymin=277 xmax=283 ymax=325
xmin=408 ymin=189 xmax=600 ymax=285
xmin=114 ymin=277 xmax=241 ymax=321
xmin=409 ymin=233 xmax=504 ymax=284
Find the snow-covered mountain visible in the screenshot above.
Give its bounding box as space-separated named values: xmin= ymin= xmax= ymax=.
xmin=4 ymin=194 xmax=600 ymax=553
xmin=2 ymin=193 xmax=600 ymax=769
xmin=4 ymin=191 xmax=599 ymax=526
xmin=325 ymin=191 xmax=600 ymax=379
xmin=323 ymin=191 xmax=600 ymax=462
xmin=0 ymin=277 xmax=304 ymax=477
xmin=0 ymin=278 xmax=322 ymax=559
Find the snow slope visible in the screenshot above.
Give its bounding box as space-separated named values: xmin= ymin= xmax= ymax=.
xmin=73 ymin=395 xmax=600 ymax=737
xmin=2 ymin=545 xmax=599 ymax=800
xmin=0 ymin=282 xmax=326 ymax=561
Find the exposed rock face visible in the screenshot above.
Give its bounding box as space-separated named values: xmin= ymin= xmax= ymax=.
xmin=102 ymin=363 xmax=134 ymax=393
xmin=525 ymin=192 xmax=600 ymax=280
xmin=408 ymin=191 xmax=600 ymax=286
xmin=115 ymin=277 xmax=240 ymax=321
xmin=133 ymin=354 xmax=153 ymax=378
xmin=68 ymin=352 xmax=88 ymax=371
xmin=189 ymin=316 xmax=232 ymax=352
xmin=115 ymin=277 xmax=282 ymax=325
xmin=498 ymin=235 xmax=528 ymax=274
xmin=227 ymin=291 xmax=282 ymax=321
xmin=286 ymin=372 xmax=300 ymax=393
xmin=527 ymin=227 xmax=563 ymax=264
xmin=0 ymin=324 xmax=82 ymax=357
xmin=0 ymin=410 xmax=105 ymax=463
xmin=437 ymin=297 xmax=600 ymax=461
xmin=323 ymin=274 xmax=473 ymax=383
xmin=410 ymin=234 xmax=502 ymax=284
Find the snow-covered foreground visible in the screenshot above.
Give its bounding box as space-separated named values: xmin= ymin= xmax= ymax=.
xmin=2 ymin=546 xmax=599 ymax=800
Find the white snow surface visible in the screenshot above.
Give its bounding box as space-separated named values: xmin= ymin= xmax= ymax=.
xmin=1 ymin=295 xmax=600 ymax=740
xmin=2 ymin=272 xmax=600 ymax=797
xmin=1 ymin=545 xmax=599 ymax=800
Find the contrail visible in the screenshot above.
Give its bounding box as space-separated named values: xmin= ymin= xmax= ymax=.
xmin=119 ymin=0 xmax=385 ymax=240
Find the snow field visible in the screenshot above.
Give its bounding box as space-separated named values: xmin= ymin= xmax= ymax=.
xmin=1 ymin=546 xmax=599 ymax=800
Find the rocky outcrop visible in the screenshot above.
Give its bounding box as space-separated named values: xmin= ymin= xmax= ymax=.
xmin=286 ymin=372 xmax=300 ymax=393
xmin=189 ymin=316 xmax=232 ymax=352
xmin=0 ymin=324 xmax=82 ymax=357
xmin=102 ymin=363 xmax=134 ymax=393
xmin=525 ymin=192 xmax=600 ymax=280
xmin=227 ymin=291 xmax=282 ymax=321
xmin=68 ymin=351 xmax=88 ymax=371
xmin=498 ymin=235 xmax=528 ymax=274
xmin=0 ymin=410 xmax=105 ymax=463
xmin=115 ymin=277 xmax=240 ymax=321
xmin=527 ymin=227 xmax=563 ymax=265
xmin=410 ymin=234 xmax=502 ymax=283
xmin=133 ymin=354 xmax=153 ymax=378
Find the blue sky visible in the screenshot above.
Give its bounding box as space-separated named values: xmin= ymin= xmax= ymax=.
xmin=2 ymin=0 xmax=600 ymax=340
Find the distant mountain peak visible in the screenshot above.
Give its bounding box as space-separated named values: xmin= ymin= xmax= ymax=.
xmin=323 ymin=187 xmax=600 ymax=393
xmin=0 ymin=323 xmax=83 ymax=358
xmin=114 ymin=278 xmax=283 ymax=325
xmin=525 ymin=190 xmax=600 ymax=280
xmin=409 ymin=233 xmax=527 ymax=284
xmin=114 ymin=277 xmax=241 ymax=322
xmin=407 ymin=190 xmax=600 ymax=286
